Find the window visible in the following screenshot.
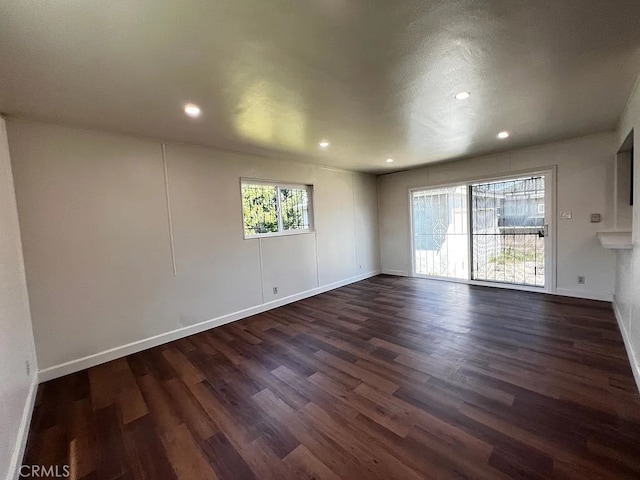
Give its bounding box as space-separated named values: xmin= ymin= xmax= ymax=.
xmin=241 ymin=180 xmax=312 ymax=238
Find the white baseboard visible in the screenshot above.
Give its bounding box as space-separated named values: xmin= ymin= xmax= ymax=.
xmin=613 ymin=297 xmax=640 ymax=393
xmin=552 ymin=288 xmax=613 ymax=302
xmin=38 ymin=271 xmax=380 ymax=382
xmin=382 ymin=272 xmax=613 ymax=302
xmin=7 ymin=376 xmax=38 ymax=480
xmin=381 ymin=269 xmax=409 ymax=277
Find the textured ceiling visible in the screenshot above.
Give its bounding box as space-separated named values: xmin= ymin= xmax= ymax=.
xmin=1 ymin=1 xmax=639 ymax=173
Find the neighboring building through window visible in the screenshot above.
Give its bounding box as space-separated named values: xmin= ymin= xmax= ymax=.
xmin=241 ymin=180 xmax=312 ymax=238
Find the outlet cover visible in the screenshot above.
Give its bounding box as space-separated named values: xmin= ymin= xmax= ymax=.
xmin=560 ymin=211 xmax=572 ymax=219
xmin=273 ymin=287 xmax=278 ymax=295
xmin=577 ymin=276 xmax=586 ymax=285
xmin=590 ymin=213 xmax=601 ymax=223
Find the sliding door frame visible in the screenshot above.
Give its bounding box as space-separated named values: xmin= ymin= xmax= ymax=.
xmin=409 ymin=166 xmax=557 ymax=295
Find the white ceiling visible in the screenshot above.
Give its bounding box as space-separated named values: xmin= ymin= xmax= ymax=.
xmin=1 ymin=1 xmax=639 ymax=173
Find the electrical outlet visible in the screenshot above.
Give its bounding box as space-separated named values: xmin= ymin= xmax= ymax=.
xmin=577 ymin=276 xmax=586 ymax=285
xmin=26 ymin=360 xmax=30 ymax=377
xmin=590 ymin=213 xmax=601 ymax=223
xmin=560 ymin=211 xmax=572 ymax=220
xmin=272 ymin=287 xmax=278 ymax=295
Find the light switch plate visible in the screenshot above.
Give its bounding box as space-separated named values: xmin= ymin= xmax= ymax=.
xmin=560 ymin=211 xmax=572 ymax=219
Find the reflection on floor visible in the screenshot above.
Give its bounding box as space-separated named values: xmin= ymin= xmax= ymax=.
xmin=22 ymin=275 xmax=640 ymax=479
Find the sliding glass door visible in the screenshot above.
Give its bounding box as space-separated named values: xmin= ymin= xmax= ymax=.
xmin=470 ymin=176 xmax=547 ymax=287
xmin=411 ymin=173 xmax=550 ymax=289
xmin=411 ymin=186 xmax=468 ymax=279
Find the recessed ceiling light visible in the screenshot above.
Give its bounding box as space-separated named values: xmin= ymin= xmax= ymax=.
xmin=454 ymin=91 xmax=470 ymax=100
xmin=497 ymin=131 xmax=510 ymax=139
xmin=386 ymin=158 xmax=394 ymax=163
xmin=319 ymin=141 xmax=330 ymax=148
xmin=184 ymin=103 xmax=201 ymax=118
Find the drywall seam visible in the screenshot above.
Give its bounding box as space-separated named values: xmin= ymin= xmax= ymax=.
xmin=161 ymin=143 xmax=177 ymax=276
xmin=618 ymin=72 xmax=640 ymax=136
xmin=258 ymin=238 xmax=265 ymax=303
xmin=352 ymin=172 xmax=360 ymax=276
xmin=313 ymin=228 xmax=320 ymax=288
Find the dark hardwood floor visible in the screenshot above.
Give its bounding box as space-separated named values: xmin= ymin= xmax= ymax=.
xmin=22 ymin=275 xmax=640 ymax=479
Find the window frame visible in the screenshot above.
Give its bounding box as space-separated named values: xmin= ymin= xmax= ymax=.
xmin=240 ymin=178 xmax=314 ymax=239
xmin=408 ymin=166 xmax=556 ymax=296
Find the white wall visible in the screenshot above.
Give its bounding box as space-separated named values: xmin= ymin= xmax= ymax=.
xmin=614 ymin=75 xmax=640 ymax=388
xmin=615 ymin=151 xmax=633 ymax=230
xmin=6 ymin=120 xmax=380 ymax=378
xmin=0 ymin=118 xmax=38 ymax=480
xmin=378 ymin=132 xmax=617 ymax=301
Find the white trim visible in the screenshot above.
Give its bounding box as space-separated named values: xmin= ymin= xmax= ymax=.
xmin=467 ymin=184 xmax=473 ymax=282
xmin=538 ymin=167 xmax=557 ymax=294
xmin=37 ymin=271 xmax=381 ymax=382
xmin=244 ymin=229 xmax=314 ymax=240
xmin=381 ymin=269 xmax=409 ymax=276
xmin=408 ymin=187 xmax=416 ymax=276
xmin=241 ymin=179 xmax=314 ymax=239
xmin=398 ymin=273 xmax=612 ymax=301
xmin=407 ymin=273 xmax=608 ymax=300
xmin=551 ymin=288 xmax=612 ymax=302
xmin=6 ymin=376 xmax=38 ymax=480
xmin=471 ymin=279 xmax=546 ymax=294
xmin=240 ymin=178 xmax=312 ymax=189
xmin=613 ymin=296 xmax=640 ymax=393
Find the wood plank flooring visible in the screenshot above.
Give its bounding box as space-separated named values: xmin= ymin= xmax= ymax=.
xmin=22 ymin=275 xmax=640 ymax=479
